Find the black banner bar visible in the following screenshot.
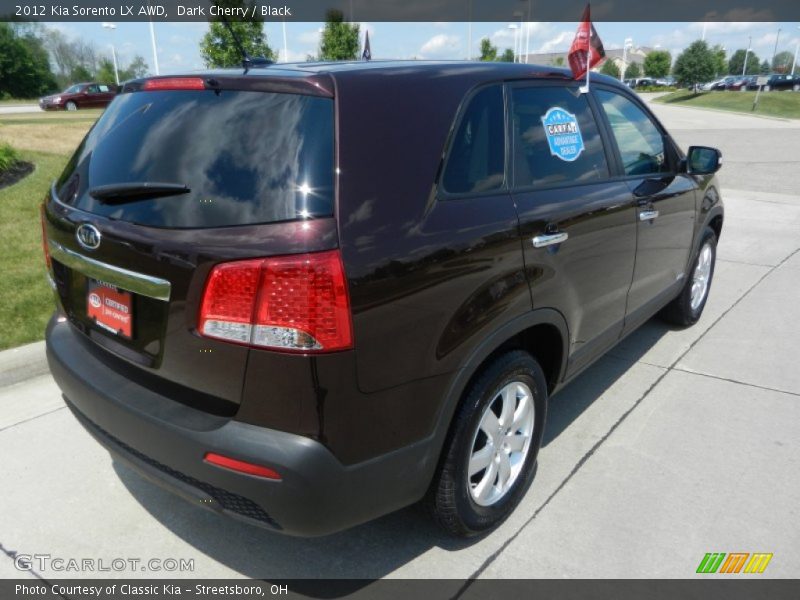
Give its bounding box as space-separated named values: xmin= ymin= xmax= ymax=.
xmin=2 ymin=0 xmax=800 ymax=22
xmin=2 ymin=580 xmax=800 ymax=600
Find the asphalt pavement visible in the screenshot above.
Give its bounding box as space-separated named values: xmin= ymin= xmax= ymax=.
xmin=1 ymin=96 xmax=799 ymax=580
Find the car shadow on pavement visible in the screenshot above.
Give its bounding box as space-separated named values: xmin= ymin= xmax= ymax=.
xmin=113 ymin=319 xmax=673 ymax=582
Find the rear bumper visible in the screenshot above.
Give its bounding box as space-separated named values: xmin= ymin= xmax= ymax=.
xmin=46 ymin=316 xmax=433 ymax=536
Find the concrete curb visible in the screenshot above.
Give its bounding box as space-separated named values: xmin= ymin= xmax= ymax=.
xmin=0 ymin=340 xmax=49 ymax=388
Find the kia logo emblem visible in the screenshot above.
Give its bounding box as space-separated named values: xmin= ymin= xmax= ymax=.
xmin=76 ymin=223 xmax=101 ymax=250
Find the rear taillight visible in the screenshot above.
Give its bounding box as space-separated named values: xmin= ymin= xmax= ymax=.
xmin=198 ymin=250 xmax=353 ymax=353
xmin=40 ymin=204 xmax=51 ymax=269
xmin=142 ymin=77 xmax=205 ymax=91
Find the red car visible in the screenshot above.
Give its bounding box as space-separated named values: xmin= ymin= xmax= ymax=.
xmin=39 ymin=82 xmax=117 ymax=111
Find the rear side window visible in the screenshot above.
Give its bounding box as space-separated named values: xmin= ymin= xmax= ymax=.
xmin=441 ymin=85 xmax=505 ymax=194
xmin=57 ymin=90 xmax=334 ymax=228
xmin=595 ymin=90 xmax=670 ymax=176
xmin=511 ymin=86 xmax=609 ymax=189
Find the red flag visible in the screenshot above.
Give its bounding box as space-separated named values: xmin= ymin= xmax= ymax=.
xmin=568 ymin=4 xmax=606 ymax=80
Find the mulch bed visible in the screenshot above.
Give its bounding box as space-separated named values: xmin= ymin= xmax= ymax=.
xmin=0 ymin=161 xmax=35 ymax=191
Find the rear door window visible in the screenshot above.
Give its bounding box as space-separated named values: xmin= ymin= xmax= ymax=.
xmin=510 ymin=85 xmax=609 ymax=189
xmin=441 ymin=85 xmax=505 ymax=195
xmin=56 ymin=89 xmax=334 ymax=228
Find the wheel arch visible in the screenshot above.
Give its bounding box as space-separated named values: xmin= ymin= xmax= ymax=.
xmin=426 ymin=308 xmax=569 ymax=479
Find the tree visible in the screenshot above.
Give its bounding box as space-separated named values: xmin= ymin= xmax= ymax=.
xmin=710 ymin=44 xmax=727 ymax=77
xmin=772 ymin=51 xmax=793 ymax=73
xmin=96 ymin=58 xmax=117 ymax=86
xmin=69 ymin=65 xmax=93 ymax=83
xmin=728 ymin=49 xmax=761 ymax=75
xmin=760 ymin=59 xmax=770 ymax=74
xmin=124 ymin=56 xmax=149 ymax=79
xmin=200 ymin=1 xmax=275 ymax=68
xmin=479 ymin=37 xmax=497 ymax=62
xmin=44 ymin=27 xmax=100 ymax=87
xmin=0 ymin=23 xmax=57 ymax=98
xmin=318 ymin=10 xmax=359 ymax=61
xmin=624 ymin=62 xmax=641 ymax=79
xmin=96 ymin=55 xmax=148 ymax=86
xmin=600 ymin=60 xmax=620 ymax=79
xmin=673 ymin=40 xmax=716 ymax=87
xmin=498 ymin=48 xmax=515 ymax=62
xmin=643 ymin=50 xmax=671 ymax=78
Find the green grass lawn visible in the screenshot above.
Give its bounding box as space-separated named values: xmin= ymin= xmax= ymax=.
xmin=654 ymin=90 xmax=800 ymax=119
xmin=0 ymin=150 xmax=69 ymax=349
xmin=0 ymin=110 xmax=99 ymax=349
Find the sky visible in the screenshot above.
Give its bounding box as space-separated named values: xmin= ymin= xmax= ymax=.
xmin=47 ymin=21 xmax=800 ymax=74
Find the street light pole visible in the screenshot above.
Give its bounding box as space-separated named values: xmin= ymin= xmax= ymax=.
xmin=508 ymin=24 xmax=519 ymax=62
xmin=149 ymin=21 xmax=160 ymax=75
xmin=743 ymin=36 xmax=751 ymax=76
xmin=792 ymin=26 xmax=800 ymax=76
xmin=101 ymin=23 xmax=119 ymax=85
xmin=621 ymin=37 xmax=632 ymax=82
xmin=282 ymin=19 xmax=288 ymax=62
xmin=524 ymin=0 xmax=531 ymax=64
xmin=770 ymin=28 xmax=781 ymax=71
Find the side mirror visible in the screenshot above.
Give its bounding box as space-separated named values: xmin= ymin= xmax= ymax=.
xmin=686 ymin=146 xmax=722 ymax=175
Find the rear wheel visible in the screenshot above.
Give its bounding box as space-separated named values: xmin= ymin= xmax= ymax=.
xmin=660 ymin=226 xmax=717 ymax=326
xmin=428 ymin=350 xmax=547 ymax=536
xmin=65 ymin=101 xmax=77 ymax=111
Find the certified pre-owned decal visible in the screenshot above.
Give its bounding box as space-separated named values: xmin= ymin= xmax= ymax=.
xmin=541 ymin=107 xmax=585 ymax=162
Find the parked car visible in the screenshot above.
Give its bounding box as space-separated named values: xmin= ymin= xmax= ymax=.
xmin=39 ymin=82 xmax=116 ymax=111
xmin=655 ymin=76 xmax=676 ymax=87
xmin=633 ymin=77 xmax=657 ymax=88
xmin=763 ymin=73 xmax=800 ymax=91
xmin=701 ymin=76 xmax=736 ymax=91
xmin=42 ymin=63 xmax=724 ymax=537
xmin=727 ymin=75 xmax=758 ymax=91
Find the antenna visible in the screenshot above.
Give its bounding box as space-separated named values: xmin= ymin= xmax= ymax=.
xmin=219 ymin=14 xmax=273 ymax=72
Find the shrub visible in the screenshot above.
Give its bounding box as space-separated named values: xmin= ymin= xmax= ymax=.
xmin=0 ymin=144 xmax=20 ymax=173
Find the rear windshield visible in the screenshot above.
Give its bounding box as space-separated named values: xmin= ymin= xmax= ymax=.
xmin=56 ymin=89 xmax=334 ymax=228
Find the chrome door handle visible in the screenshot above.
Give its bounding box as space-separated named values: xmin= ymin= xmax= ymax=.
xmin=532 ymin=232 xmax=569 ymax=248
xmin=639 ymin=210 xmax=659 ymax=221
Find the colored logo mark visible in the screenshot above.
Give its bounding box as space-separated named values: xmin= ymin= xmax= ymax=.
xmin=696 ymin=552 xmax=773 ymax=574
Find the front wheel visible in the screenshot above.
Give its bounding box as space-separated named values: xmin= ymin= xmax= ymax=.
xmin=428 ymin=351 xmax=547 ymax=537
xmin=65 ymin=101 xmax=77 ymax=111
xmin=660 ymin=226 xmax=717 ymax=327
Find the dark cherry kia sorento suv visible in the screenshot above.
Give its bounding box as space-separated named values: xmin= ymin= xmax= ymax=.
xmin=43 ymin=62 xmax=723 ymax=537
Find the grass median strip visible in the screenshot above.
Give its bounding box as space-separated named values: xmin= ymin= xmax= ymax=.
xmin=0 ymin=112 xmax=97 ymax=349
xmin=654 ymin=90 xmax=800 ymax=119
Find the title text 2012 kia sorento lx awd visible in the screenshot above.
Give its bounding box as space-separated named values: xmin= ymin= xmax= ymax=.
xmin=43 ymin=62 xmax=723 ymax=537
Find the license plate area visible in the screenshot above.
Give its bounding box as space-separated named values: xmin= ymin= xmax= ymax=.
xmin=87 ymin=279 xmax=133 ymax=339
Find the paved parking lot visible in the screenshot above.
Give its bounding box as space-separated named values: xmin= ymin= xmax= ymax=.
xmin=1 ymin=96 xmax=799 ymax=580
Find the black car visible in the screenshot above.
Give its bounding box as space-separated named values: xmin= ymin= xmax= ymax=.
xmin=43 ymin=62 xmax=724 ymax=537
xmin=764 ymin=73 xmax=800 ymax=91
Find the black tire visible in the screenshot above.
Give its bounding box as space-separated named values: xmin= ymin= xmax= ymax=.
xmin=660 ymin=226 xmax=717 ymax=327
xmin=428 ymin=350 xmax=548 ymax=537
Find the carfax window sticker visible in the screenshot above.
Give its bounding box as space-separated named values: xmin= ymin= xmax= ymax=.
xmin=541 ymin=107 xmax=585 ymax=162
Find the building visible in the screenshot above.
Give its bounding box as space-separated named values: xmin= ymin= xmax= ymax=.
xmin=519 ymin=46 xmax=655 ymax=74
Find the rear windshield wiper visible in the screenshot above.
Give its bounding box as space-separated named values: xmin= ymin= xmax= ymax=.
xmin=89 ymin=182 xmax=190 ymax=204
